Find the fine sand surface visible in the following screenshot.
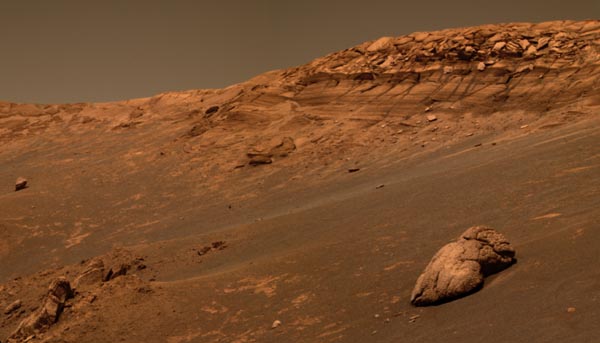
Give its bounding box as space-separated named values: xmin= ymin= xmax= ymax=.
xmin=1 ymin=20 xmax=599 ymax=342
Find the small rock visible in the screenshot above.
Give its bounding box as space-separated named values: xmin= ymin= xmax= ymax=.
xmin=205 ymin=105 xmax=219 ymax=116
xmin=4 ymin=299 xmax=22 ymax=315
xmin=196 ymin=247 xmax=210 ymax=257
xmin=567 ymin=307 xmax=576 ymax=313
xmin=409 ymin=314 xmax=420 ymax=323
xmin=15 ymin=177 xmax=28 ymax=191
xmin=348 ymin=168 xmax=360 ymax=173
xmin=518 ymin=39 xmax=530 ymax=50
xmin=103 ymin=264 xmax=129 ymax=282
xmin=426 ymin=114 xmax=437 ymax=122
xmin=477 ymin=62 xmax=486 ymax=71
xmin=537 ymin=37 xmax=550 ymax=50
xmin=268 ymin=137 xmax=296 ymax=157
xmin=367 ymin=37 xmax=393 ymax=52
xmin=520 ymin=125 xmax=529 ymax=129
xmin=248 ymin=154 xmax=272 ymax=166
xmin=375 ymin=184 xmax=385 ymax=189
xmin=271 ymin=319 xmax=282 ymax=329
xmin=492 ymin=42 xmax=506 ymax=51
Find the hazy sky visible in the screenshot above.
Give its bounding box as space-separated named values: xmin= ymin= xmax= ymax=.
xmin=1 ymin=0 xmax=598 ymax=103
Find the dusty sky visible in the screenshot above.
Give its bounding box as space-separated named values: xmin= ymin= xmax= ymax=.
xmin=1 ymin=0 xmax=598 ymax=103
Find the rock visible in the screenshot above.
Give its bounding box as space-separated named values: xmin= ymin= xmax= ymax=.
xmin=205 ymin=105 xmax=219 ymax=116
xmin=271 ymin=319 xmax=282 ymax=329
xmin=248 ymin=154 xmax=272 ymax=166
xmin=268 ymin=137 xmax=296 ymax=157
xmin=10 ymin=278 xmax=73 ymax=340
xmin=367 ymin=37 xmax=393 ymax=52
xmin=412 ymin=32 xmax=430 ymax=42
xmin=505 ymin=41 xmax=522 ymax=54
xmin=188 ymin=123 xmax=209 ymax=137
xmin=348 ymin=168 xmax=360 ymax=173
xmin=426 ymin=114 xmax=437 ymax=122
xmin=492 ymin=42 xmax=506 ymax=51
xmin=524 ymin=45 xmax=537 ymax=58
xmin=103 ymin=263 xmax=130 ymax=282
xmin=15 ymin=177 xmax=27 ymax=191
xmin=518 ymin=39 xmax=530 ymax=50
xmin=477 ymin=62 xmax=486 ymax=71
xmin=410 ymin=226 xmax=515 ymax=306
xmin=74 ymin=259 xmax=105 ymax=289
xmin=4 ymin=299 xmax=22 ymax=315
xmin=536 ymin=36 xmax=550 ymax=50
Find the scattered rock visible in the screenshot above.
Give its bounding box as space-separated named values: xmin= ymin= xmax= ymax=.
xmin=188 ymin=123 xmax=209 ymax=137
xmin=211 ymin=241 xmax=227 ymax=250
xmin=477 ymin=62 xmax=486 ymax=71
xmin=197 ymin=241 xmax=228 ymax=256
xmin=103 ymin=264 xmax=130 ymax=282
xmin=271 ymin=319 xmax=282 ymax=329
xmin=15 ymin=177 xmax=28 ymax=191
xmin=10 ymin=278 xmax=73 ymax=340
xmin=426 ymin=114 xmax=437 ymax=122
xmin=410 ymin=226 xmax=515 ymax=306
xmin=248 ymin=154 xmax=272 ymax=166
xmin=205 ymin=105 xmax=219 ymax=116
xmin=4 ymin=299 xmax=22 ymax=315
xmin=269 ymin=137 xmax=296 ymax=157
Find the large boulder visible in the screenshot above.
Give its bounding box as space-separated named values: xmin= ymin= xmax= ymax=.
xmin=410 ymin=226 xmax=515 ymax=306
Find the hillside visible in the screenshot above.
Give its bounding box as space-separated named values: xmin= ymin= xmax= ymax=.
xmin=1 ymin=20 xmax=599 ymax=342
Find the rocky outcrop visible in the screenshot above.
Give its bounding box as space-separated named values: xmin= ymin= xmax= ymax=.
xmin=410 ymin=226 xmax=515 ymax=306
xmin=247 ymin=137 xmax=296 ymax=166
xmin=73 ymin=259 xmax=105 ymax=290
xmin=9 ymin=278 xmax=73 ymax=340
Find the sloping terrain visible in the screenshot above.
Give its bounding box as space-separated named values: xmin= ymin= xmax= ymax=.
xmin=0 ymin=20 xmax=599 ymax=342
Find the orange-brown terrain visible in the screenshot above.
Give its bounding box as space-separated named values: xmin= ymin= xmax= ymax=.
xmin=1 ymin=20 xmax=599 ymax=342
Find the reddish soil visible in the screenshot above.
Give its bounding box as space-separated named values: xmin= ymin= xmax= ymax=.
xmin=1 ymin=20 xmax=599 ymax=342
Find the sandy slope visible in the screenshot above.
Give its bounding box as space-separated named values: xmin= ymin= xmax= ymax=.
xmin=0 ymin=20 xmax=599 ymax=342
